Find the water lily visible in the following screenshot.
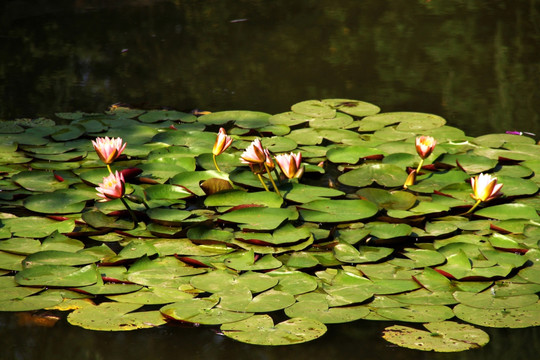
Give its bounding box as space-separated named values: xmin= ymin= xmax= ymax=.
xmin=466 ymin=173 xmax=503 ymax=214
xmin=92 ymin=136 xmax=126 ymax=173
xmin=240 ymin=139 xmax=266 ymax=164
xmin=212 ymin=128 xmax=233 ymax=172
xmin=415 ymin=135 xmax=436 ymax=173
xmin=96 ymin=171 xmax=126 ymax=202
xmin=241 ymin=139 xmax=281 ymax=196
xmin=96 ymin=171 xmax=138 ymax=224
xmin=275 ymin=152 xmax=304 ymax=179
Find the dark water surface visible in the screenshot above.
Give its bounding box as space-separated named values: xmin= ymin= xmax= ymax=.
xmin=1 ymin=1 xmax=540 ymax=359
xmin=1 ymin=0 xmax=539 ymax=137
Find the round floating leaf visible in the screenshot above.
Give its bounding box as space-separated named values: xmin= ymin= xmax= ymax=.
xmin=12 ymin=171 xmax=68 ymax=192
xmin=326 ymin=146 xmax=384 ymax=164
xmin=282 ymin=183 xmax=344 ymax=203
xmin=365 ymin=222 xmax=412 ymax=239
xmin=322 ymin=99 xmax=381 ymax=117
xmin=161 ymin=297 xmax=253 ymax=325
xmin=138 ymin=110 xmax=196 ymax=123
xmin=291 ymin=100 xmax=336 ymax=118
xmin=269 ymin=112 xmax=313 ymax=126
xmin=298 ymin=199 xmax=378 ymax=223
xmin=0 ymin=238 xmax=42 ymax=255
xmin=51 ymin=124 xmax=86 ymax=141
xmin=68 ymin=302 xmax=166 ymax=331
xmin=382 ymin=321 xmax=489 ymax=352
xmin=245 ymin=289 xmax=296 ymax=312
xmin=205 ymin=190 xmax=283 ymax=209
xmin=355 ymin=188 xmax=416 ymax=210
xmin=261 ymin=136 xmax=298 ymax=153
xmin=198 ymin=111 xmax=271 ymax=128
xmin=475 ymin=204 xmax=540 ymax=220
xmin=144 ymin=184 xmax=192 ymax=201
xmin=15 ymin=264 xmax=99 ymax=287
xmin=285 ymin=300 xmax=370 ymax=324
xmin=338 ymin=164 xmax=407 ymax=188
xmin=376 ymin=305 xmax=454 ymax=323
xmin=0 ymin=291 xmax=64 ymax=312
xmin=334 ymin=243 xmax=393 ymax=263
xmin=23 ymin=191 xmax=88 ymax=214
xmin=495 ymin=176 xmax=538 ymax=197
xmin=218 ymin=207 xmax=297 ymax=231
xmin=272 ymin=271 xmax=318 ymax=295
xmin=22 ymin=250 xmax=100 ymax=268
xmin=453 ymin=291 xmax=538 ymax=309
xmin=2 ymin=217 xmax=75 ymax=238
xmin=221 ymin=315 xmax=327 ymax=346
xmin=453 ymin=302 xmax=540 ymax=328
xmin=309 ymin=112 xmax=354 ymax=129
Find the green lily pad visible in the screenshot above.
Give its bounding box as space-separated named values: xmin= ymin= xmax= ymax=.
xmin=285 ymin=300 xmax=370 ymax=324
xmin=205 ymin=190 xmax=283 ymax=209
xmin=291 ymin=100 xmax=336 ymax=118
xmin=323 ymin=99 xmax=381 ymax=117
xmin=221 ymin=315 xmax=327 ymax=346
xmin=338 ymin=164 xmax=407 ymax=188
xmin=334 ymin=243 xmax=393 ymax=263
xmin=376 ymin=305 xmax=454 ymax=323
xmin=327 ymin=146 xmax=384 ymax=164
xmin=15 ymin=264 xmax=99 ymax=287
xmin=218 ymin=207 xmax=297 ymax=231
xmin=12 ymin=171 xmax=68 ymax=192
xmin=453 ymin=290 xmax=538 ymax=309
xmin=453 ymin=302 xmax=540 ymax=328
xmin=0 ymin=290 xmax=64 ymax=312
xmin=68 ymin=302 xmax=166 ymax=331
xmin=282 ymin=182 xmax=345 ymax=203
xmin=475 ymin=204 xmax=540 ymax=220
xmin=298 ymin=199 xmax=378 ymax=223
xmin=382 ymin=321 xmax=489 ymax=352
xmin=161 ymin=297 xmax=253 ymax=325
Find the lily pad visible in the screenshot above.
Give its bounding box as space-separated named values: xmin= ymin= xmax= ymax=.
xmin=382 ymin=321 xmax=489 ymax=352
xmin=221 ymin=315 xmax=327 ymax=345
xmin=68 ymin=302 xmax=166 ymax=331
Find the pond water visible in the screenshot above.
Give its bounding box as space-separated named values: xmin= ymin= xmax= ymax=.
xmin=1 ymin=1 xmax=539 ymax=359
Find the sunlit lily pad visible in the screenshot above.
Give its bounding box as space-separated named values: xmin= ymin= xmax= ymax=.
xmin=338 ymin=164 xmax=407 ymax=188
xmin=453 ymin=302 xmax=540 ymax=328
xmin=298 ymin=199 xmax=378 ymax=223
xmin=221 ymin=315 xmax=327 ymax=345
xmin=161 ymin=297 xmax=253 ymax=325
xmin=68 ymin=302 xmax=166 ymax=331
xmin=382 ymin=321 xmax=489 ymax=352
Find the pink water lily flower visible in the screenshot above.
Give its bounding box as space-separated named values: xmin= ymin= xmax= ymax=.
xmin=470 ymin=173 xmax=503 ymax=202
xmin=240 ymin=139 xmax=266 ymax=164
xmin=96 ymin=171 xmax=126 ymax=201
xmin=92 ymin=137 xmax=127 ymax=165
xmin=212 ymin=128 xmax=233 ymax=156
xmin=415 ymin=136 xmax=436 ymax=159
xmin=275 ymin=152 xmax=304 ymax=179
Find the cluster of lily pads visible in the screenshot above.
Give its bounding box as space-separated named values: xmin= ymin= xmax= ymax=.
xmin=0 ymin=99 xmax=539 ymax=351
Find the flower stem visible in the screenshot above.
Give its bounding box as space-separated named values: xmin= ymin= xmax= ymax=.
xmin=106 ymin=164 xmax=113 ymax=174
xmin=464 ymin=199 xmax=482 ymax=215
xmin=120 ymin=197 xmax=138 ymax=225
xmin=257 ymin=174 xmax=270 ymax=191
xmin=213 ymin=154 xmax=222 ymax=172
xmin=415 ymin=159 xmax=425 ymax=174
xmin=264 ymin=163 xmax=282 ymax=197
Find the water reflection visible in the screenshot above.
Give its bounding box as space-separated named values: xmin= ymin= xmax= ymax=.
xmin=1 ymin=0 xmax=539 ymax=136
